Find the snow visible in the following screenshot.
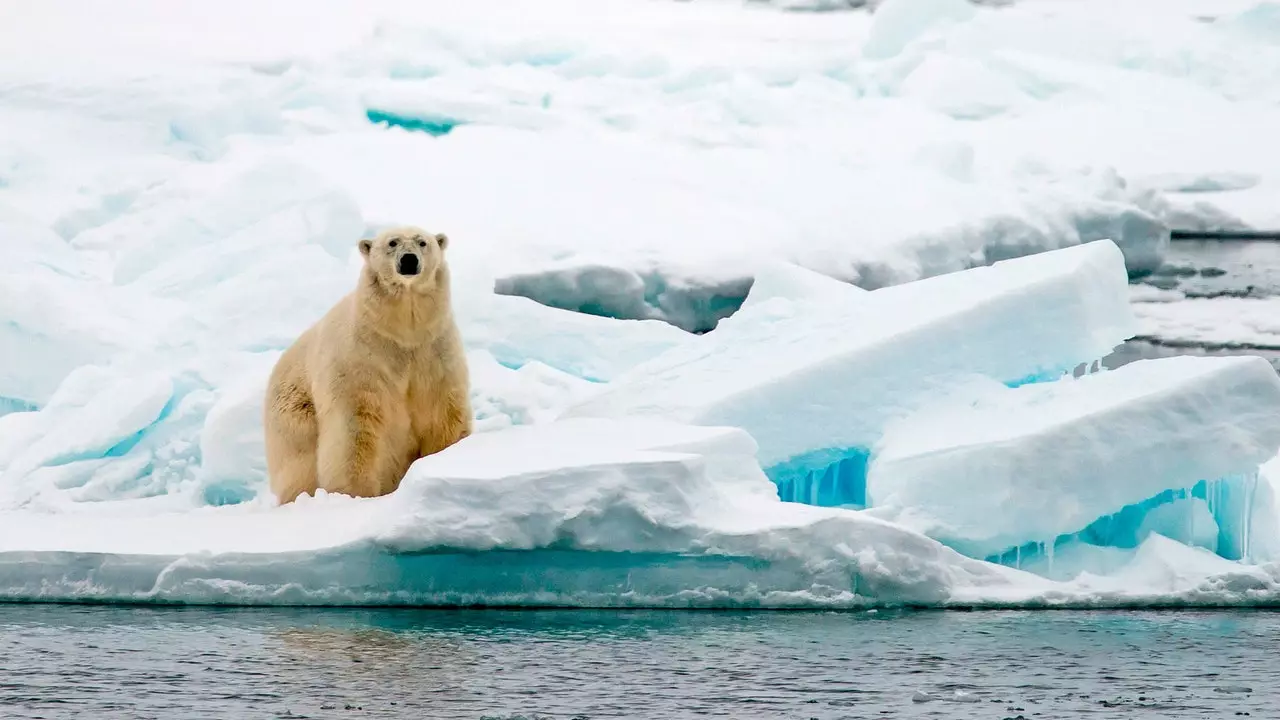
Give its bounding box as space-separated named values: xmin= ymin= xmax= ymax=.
xmin=3 ymin=413 xmax=1280 ymax=608
xmin=862 ymin=0 xmax=977 ymax=62
xmin=0 ymin=418 xmax=1028 ymax=606
xmin=566 ymin=240 xmax=1135 ymax=488
xmin=4 ymin=0 xmax=1280 ymax=608
xmin=1133 ymin=296 xmax=1280 ymax=350
xmin=13 ymin=0 xmax=1280 ymax=329
xmin=866 ymin=355 xmax=1280 ymax=561
xmin=737 ymin=260 xmax=868 ymax=310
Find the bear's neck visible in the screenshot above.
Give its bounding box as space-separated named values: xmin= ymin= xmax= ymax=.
xmin=357 ymin=266 xmax=453 ymax=348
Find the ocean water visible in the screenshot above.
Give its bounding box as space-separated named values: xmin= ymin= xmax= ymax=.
xmin=1152 ymin=240 xmax=1280 ymax=299
xmin=1110 ymin=239 xmax=1280 ymax=371
xmin=0 ymin=606 xmax=1273 ymax=719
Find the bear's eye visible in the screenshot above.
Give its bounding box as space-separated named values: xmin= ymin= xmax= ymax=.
xmin=388 ymin=239 xmax=398 ymax=248
xmin=418 ymin=240 xmax=427 ymax=248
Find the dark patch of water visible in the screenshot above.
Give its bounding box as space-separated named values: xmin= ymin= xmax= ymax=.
xmin=1137 ymin=239 xmax=1280 ymax=299
xmin=0 ymin=606 xmax=1274 ymax=719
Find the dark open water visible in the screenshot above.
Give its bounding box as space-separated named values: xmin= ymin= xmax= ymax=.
xmin=1113 ymin=239 xmax=1280 ymax=370
xmin=0 ymin=605 xmax=1273 ymax=720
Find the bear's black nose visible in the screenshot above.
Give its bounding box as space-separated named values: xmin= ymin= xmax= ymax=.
xmin=397 ymin=254 xmax=420 ymax=276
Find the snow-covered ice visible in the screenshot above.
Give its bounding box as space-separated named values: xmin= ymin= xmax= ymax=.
xmin=1133 ymin=296 xmax=1280 ymax=350
xmin=0 ymin=418 xmax=1028 ymax=607
xmin=5 ymin=414 xmax=1280 ymax=609
xmin=567 ymin=239 xmax=1135 ymax=506
xmin=5 ymin=0 xmax=1280 ymax=608
xmin=11 ymin=0 xmax=1280 ymax=330
xmin=7 ymin=235 xmax=1280 ymax=608
xmin=867 ymin=355 xmax=1280 ymax=562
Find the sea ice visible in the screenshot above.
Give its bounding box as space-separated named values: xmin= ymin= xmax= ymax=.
xmin=862 ymin=0 xmax=976 ymax=62
xmin=567 ymin=240 xmax=1136 ymax=506
xmin=106 ymin=159 xmax=364 ymax=288
xmin=0 ymin=206 xmax=178 ymax=410
xmin=457 ymin=291 xmax=689 ymax=383
xmin=0 ymin=415 xmax=1278 ymax=609
xmin=867 ymin=355 xmax=1280 ymax=562
xmin=3 ymin=0 xmax=1280 ymax=611
xmin=1132 ymin=296 xmax=1280 ymax=351
xmin=737 ymin=260 xmax=867 ymax=311
xmin=0 ymin=418 xmax=1028 ymax=607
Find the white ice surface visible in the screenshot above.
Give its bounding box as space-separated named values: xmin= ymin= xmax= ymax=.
xmin=1 ymin=243 xmax=1280 ymax=606
xmin=1133 ymin=296 xmax=1280 ymax=350
xmin=5 ymin=417 xmax=1280 ymax=609
xmin=3 ymin=0 xmax=1280 ymax=608
xmin=738 ymin=260 xmax=868 ymax=311
xmin=7 ymin=0 xmax=1280 ymax=330
xmin=566 ymin=240 xmax=1136 ymax=469
xmin=867 ymin=355 xmax=1280 ymax=560
xmin=0 ymin=418 xmax=1029 ymax=606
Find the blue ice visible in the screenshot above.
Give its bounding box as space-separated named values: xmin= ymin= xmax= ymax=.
xmin=568 ymin=239 xmax=1137 ymax=509
xmin=867 ymin=354 xmax=1280 ymax=564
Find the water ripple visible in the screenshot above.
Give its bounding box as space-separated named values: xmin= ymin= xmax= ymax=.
xmin=0 ymin=606 xmax=1273 ymax=719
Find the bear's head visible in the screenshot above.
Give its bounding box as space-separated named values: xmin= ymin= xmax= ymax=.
xmin=359 ymin=225 xmax=449 ymax=292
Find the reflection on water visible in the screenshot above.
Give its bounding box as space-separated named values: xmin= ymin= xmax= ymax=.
xmin=0 ymin=605 xmax=1275 ymax=719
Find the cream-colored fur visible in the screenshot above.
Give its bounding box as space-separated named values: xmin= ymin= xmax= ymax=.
xmin=264 ymin=225 xmax=472 ymax=504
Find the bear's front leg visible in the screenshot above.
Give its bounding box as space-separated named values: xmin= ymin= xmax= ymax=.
xmin=418 ymin=385 xmax=474 ymax=458
xmin=316 ymin=389 xmax=408 ymax=499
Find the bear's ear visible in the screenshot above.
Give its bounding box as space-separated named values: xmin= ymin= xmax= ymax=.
xmin=435 ymin=232 xmax=449 ymax=250
xmin=358 ymin=239 xmax=373 ymax=257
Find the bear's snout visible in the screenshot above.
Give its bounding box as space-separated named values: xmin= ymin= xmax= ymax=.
xmin=397 ymin=254 xmax=421 ymax=276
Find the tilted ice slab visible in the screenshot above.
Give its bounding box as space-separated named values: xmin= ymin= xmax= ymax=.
xmin=0 ymin=418 xmax=1026 ymax=607
xmin=867 ymin=355 xmax=1280 ymax=562
xmin=737 ymin=260 xmax=868 ymax=311
xmin=566 ymin=240 xmax=1137 ymax=507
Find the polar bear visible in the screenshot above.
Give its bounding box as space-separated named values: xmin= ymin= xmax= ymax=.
xmin=263 ymin=225 xmax=472 ymax=504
